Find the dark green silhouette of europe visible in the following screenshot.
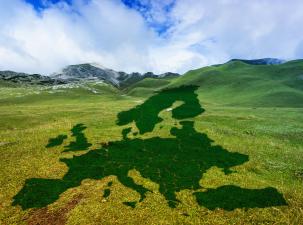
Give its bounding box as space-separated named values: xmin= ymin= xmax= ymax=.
xmin=12 ymin=86 xmax=287 ymax=210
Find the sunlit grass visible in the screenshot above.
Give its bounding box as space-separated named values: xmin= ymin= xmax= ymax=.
xmin=0 ymin=84 xmax=302 ymax=224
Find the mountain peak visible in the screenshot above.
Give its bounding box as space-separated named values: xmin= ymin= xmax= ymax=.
xmin=50 ymin=63 xmax=180 ymax=88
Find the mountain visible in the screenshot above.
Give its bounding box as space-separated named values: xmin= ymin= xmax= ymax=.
xmin=229 ymin=58 xmax=285 ymax=65
xmin=125 ymin=58 xmax=303 ymax=107
xmin=0 ymin=63 xmax=179 ymax=88
xmin=1 ymin=59 xmax=303 ymax=108
xmin=51 ymin=63 xmax=121 ymax=86
xmin=51 ymin=63 xmax=180 ymax=88
xmin=167 ymin=59 xmax=303 ymax=107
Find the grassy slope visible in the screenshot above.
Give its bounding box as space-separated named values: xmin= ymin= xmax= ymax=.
xmin=170 ymin=60 xmax=303 ymax=107
xmin=0 ymin=64 xmax=303 ymax=224
xmin=124 ymin=77 xmax=174 ymax=96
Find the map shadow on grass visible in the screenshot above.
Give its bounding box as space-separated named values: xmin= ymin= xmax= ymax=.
xmin=63 ymin=123 xmax=92 ymax=152
xmin=13 ymin=85 xmax=287 ymax=211
xmin=46 ymin=135 xmax=67 ymax=148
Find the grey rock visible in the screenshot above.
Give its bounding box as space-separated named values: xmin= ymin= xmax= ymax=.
xmin=50 ymin=63 xmax=180 ymax=88
xmin=0 ymin=71 xmax=66 ymax=86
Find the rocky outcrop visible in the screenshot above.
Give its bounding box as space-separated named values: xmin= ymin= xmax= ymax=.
xmin=0 ymin=71 xmax=66 ymax=86
xmin=50 ymin=63 xmax=180 ymax=88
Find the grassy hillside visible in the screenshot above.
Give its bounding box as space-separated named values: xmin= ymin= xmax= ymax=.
xmin=0 ymin=64 xmax=302 ymax=225
xmin=125 ymin=77 xmax=174 ymax=96
xmin=169 ymin=60 xmax=303 ymax=107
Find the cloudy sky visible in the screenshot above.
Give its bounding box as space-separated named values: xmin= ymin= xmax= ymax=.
xmin=0 ymin=0 xmax=303 ymax=75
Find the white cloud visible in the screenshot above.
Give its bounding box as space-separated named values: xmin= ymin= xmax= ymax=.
xmin=0 ymin=0 xmax=303 ymax=75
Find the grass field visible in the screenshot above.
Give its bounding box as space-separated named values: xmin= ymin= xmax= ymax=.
xmin=1 ymin=61 xmax=303 ymax=224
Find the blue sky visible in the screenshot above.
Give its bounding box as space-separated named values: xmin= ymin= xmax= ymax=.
xmin=120 ymin=0 xmax=176 ymax=34
xmin=25 ymin=0 xmax=71 ymax=10
xmin=1 ymin=0 xmax=303 ymax=74
xmin=26 ymin=0 xmax=175 ymax=34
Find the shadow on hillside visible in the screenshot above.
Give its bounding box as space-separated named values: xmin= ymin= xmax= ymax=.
xmin=13 ymin=86 xmax=287 ymax=210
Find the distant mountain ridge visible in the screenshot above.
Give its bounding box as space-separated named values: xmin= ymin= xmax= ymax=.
xmin=0 ymin=58 xmax=289 ymax=88
xmin=229 ymin=58 xmax=285 ymax=65
xmin=1 ymin=58 xmax=302 ymax=108
xmin=0 ymin=63 xmax=179 ymax=88
xmin=0 ymin=70 xmax=66 ymax=86
xmin=51 ymin=63 xmax=179 ymax=88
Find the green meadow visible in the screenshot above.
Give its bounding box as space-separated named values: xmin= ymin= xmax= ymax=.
xmin=0 ymin=61 xmax=303 ymax=224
